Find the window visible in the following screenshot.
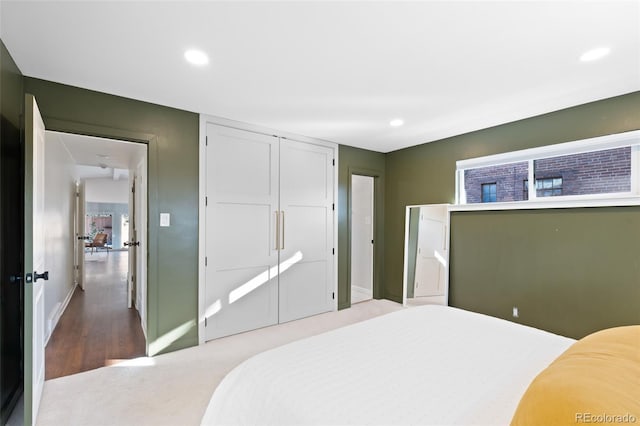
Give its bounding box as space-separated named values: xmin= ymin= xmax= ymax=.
xmin=534 ymin=148 xmax=630 ymax=197
xmin=524 ymin=177 xmax=563 ymax=197
xmin=455 ymin=130 xmax=640 ymax=208
xmin=481 ymin=183 xmax=497 ymax=202
xmin=464 ymin=161 xmax=529 ymax=203
xmin=536 ymin=177 xmax=562 ymax=197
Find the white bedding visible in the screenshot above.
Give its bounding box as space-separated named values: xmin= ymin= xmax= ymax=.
xmin=201 ymin=305 xmax=574 ymax=426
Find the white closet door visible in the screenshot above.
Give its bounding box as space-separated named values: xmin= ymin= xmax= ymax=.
xmin=205 ymin=124 xmax=279 ymax=340
xmin=278 ymin=139 xmax=334 ymax=323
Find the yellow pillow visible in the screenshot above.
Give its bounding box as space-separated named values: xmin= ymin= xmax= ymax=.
xmin=511 ymin=326 xmax=640 ymax=426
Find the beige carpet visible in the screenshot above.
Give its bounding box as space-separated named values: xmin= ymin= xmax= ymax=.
xmin=36 ymin=299 xmax=403 ymax=426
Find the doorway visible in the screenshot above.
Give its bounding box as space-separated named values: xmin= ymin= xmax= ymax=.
xmin=41 ymin=131 xmax=148 ymax=379
xmin=350 ymin=175 xmax=374 ymax=304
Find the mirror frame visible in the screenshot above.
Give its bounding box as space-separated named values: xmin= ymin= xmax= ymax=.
xmin=402 ymin=203 xmax=452 ymax=307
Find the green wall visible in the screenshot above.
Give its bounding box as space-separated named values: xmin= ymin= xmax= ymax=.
xmin=385 ymin=91 xmax=640 ymax=338
xmin=20 ymin=76 xmax=390 ymax=351
xmin=338 ymin=145 xmax=385 ymax=309
xmin=23 ymin=77 xmax=200 ymax=355
xmin=450 ymin=207 xmax=640 ymax=338
xmin=20 ymin=75 xmax=391 ymax=355
xmin=10 ymin=40 xmax=640 ymax=355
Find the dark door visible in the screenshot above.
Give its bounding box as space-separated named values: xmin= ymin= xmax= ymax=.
xmin=0 ymin=79 xmax=25 ymax=423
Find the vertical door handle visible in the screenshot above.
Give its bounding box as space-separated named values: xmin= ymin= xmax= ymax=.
xmin=281 ymin=210 xmax=285 ymax=250
xmin=275 ymin=211 xmax=280 ymax=250
xmin=443 ymin=226 xmax=447 ymax=251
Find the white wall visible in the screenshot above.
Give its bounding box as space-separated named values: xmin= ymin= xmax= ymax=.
xmin=44 ymin=133 xmax=77 ymax=342
xmin=84 ymin=177 xmax=129 ymax=204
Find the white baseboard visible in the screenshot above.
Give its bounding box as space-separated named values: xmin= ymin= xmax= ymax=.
xmin=134 ymin=298 xmax=147 ymax=340
xmin=141 ymin=318 xmax=147 ymax=339
xmin=45 ymin=282 xmax=77 ymax=346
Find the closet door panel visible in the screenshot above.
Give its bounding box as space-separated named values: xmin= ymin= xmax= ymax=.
xmin=205 ymin=124 xmax=279 ymax=341
xmin=279 ymin=205 xmax=328 ymax=261
xmin=211 ymin=204 xmax=272 ymax=269
xmin=206 ymin=266 xmax=278 ymax=340
xmin=278 ymin=262 xmax=329 ymax=323
xmin=279 ymin=139 xmax=334 ymax=323
xmin=279 ymin=142 xmax=331 ymax=203
xmin=210 ymin=127 xmax=275 ymax=202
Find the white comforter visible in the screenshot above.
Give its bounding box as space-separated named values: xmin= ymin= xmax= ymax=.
xmin=201 ymin=305 xmax=574 ymax=426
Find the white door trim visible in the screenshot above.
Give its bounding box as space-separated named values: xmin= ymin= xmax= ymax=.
xmin=74 ymin=181 xmax=86 ymax=290
xmin=350 ymin=174 xmax=374 ymax=303
xmin=198 ymin=114 xmax=339 ymax=344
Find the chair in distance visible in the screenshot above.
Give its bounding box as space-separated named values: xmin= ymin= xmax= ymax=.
xmin=85 ymin=232 xmax=111 ymax=254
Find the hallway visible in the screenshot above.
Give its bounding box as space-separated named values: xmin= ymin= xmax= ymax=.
xmin=45 ymin=251 xmax=146 ymax=379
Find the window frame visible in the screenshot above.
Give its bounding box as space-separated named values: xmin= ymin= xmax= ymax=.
xmin=454 ymin=130 xmax=640 ymax=211
xmin=481 ymin=182 xmax=497 ymax=203
xmin=534 ymin=177 xmax=563 ymax=197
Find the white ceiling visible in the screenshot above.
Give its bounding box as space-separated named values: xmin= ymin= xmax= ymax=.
xmin=47 ymin=131 xmax=146 ymax=179
xmin=3 ymin=1 xmax=639 ymax=153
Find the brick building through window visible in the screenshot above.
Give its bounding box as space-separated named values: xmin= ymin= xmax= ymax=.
xmin=464 ymin=146 xmax=631 ymax=203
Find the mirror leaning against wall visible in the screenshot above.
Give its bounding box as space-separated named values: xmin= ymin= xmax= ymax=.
xmin=403 ymin=204 xmax=450 ymax=307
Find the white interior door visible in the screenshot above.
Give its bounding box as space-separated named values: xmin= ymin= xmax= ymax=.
xmin=25 ymin=94 xmax=46 ymax=425
xmin=278 ymin=139 xmax=334 ymax=323
xmin=205 ymin=124 xmax=279 ymax=340
xmin=350 ymin=175 xmax=374 ymax=303
xmin=414 ymin=205 xmax=448 ymax=297
xmin=134 ymin=157 xmax=148 ymax=335
xmin=74 ymin=181 xmax=86 ymax=290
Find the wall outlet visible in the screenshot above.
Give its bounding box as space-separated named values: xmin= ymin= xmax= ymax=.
xmin=512 ymin=306 xmax=519 ymax=318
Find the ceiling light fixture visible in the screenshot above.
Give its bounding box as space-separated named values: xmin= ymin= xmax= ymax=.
xmin=184 ymin=49 xmax=209 ymax=66
xmin=580 ymin=47 xmax=611 ymax=62
xmin=390 ymin=119 xmax=404 ymax=127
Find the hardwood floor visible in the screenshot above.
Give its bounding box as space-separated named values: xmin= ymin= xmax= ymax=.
xmin=45 ymin=251 xmax=145 ymax=380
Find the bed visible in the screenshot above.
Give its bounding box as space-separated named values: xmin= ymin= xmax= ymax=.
xmin=201 ymin=305 xmax=639 ymax=425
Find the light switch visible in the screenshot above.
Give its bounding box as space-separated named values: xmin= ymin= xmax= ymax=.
xmin=160 ymin=213 xmax=171 ymax=227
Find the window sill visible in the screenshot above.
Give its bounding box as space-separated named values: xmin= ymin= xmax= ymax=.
xmin=449 ymin=195 xmax=640 ymax=212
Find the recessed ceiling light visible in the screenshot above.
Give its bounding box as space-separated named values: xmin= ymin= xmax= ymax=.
xmin=184 ymin=49 xmax=209 ymax=66
xmin=390 ymin=119 xmax=404 ymax=127
xmin=580 ymin=47 xmax=611 ymax=62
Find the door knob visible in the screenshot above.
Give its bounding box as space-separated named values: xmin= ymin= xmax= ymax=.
xmin=34 ymin=271 xmax=49 ymax=282
xmin=124 ymin=241 xmax=140 ymax=247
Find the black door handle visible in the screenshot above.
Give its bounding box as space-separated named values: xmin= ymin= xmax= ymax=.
xmin=124 ymin=241 xmax=140 ymax=247
xmin=34 ymin=271 xmax=49 ymax=282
